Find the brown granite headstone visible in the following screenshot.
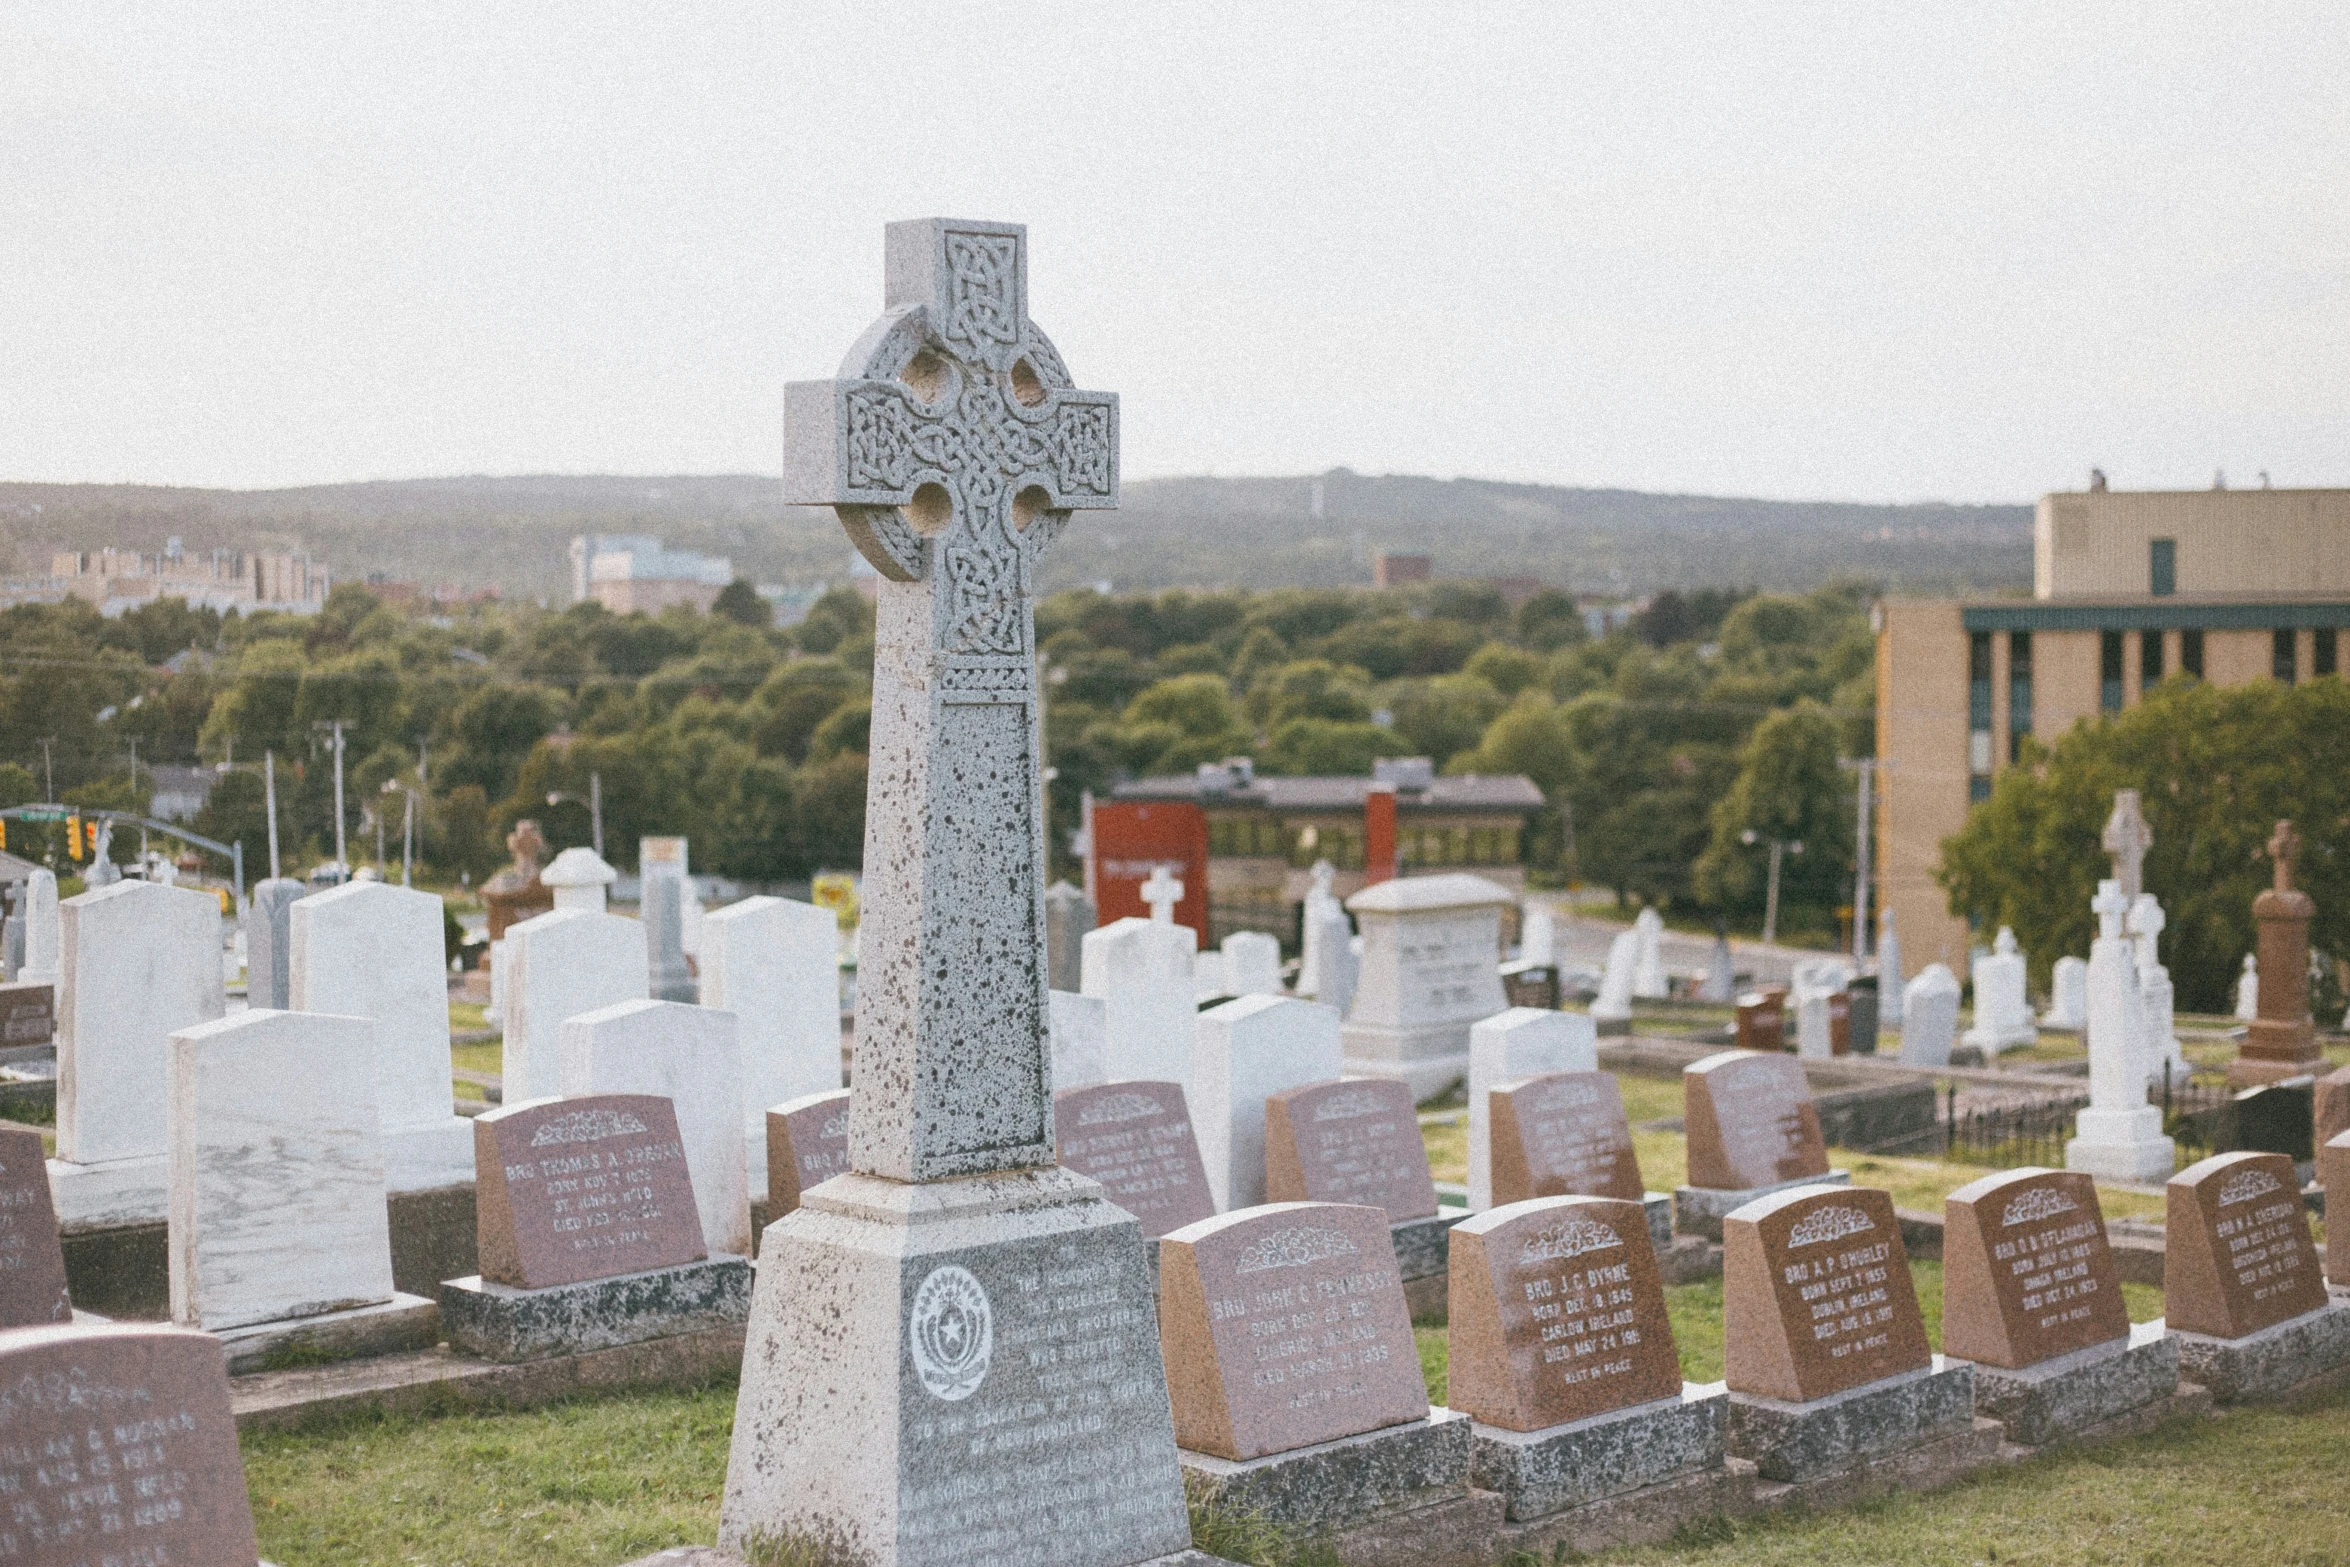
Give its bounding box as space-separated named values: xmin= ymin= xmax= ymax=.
xmin=1826 ymin=991 xmax=1852 ymax=1057
xmin=482 ymin=818 xmax=555 ymax=941
xmin=2313 ymin=1064 xmax=2350 ymax=1152
xmin=1940 ymin=1167 xmax=2127 ymax=1370
xmin=766 ymin=1088 xmax=851 ymax=1220
xmin=1723 ymin=1183 xmax=1930 ymax=1402
xmin=2163 ymin=1150 xmax=2326 ymax=1338
xmin=0 ymin=1124 xmax=71 ymax=1327
xmin=1263 ymin=1077 xmax=1440 ymax=1222
xmin=474 ymin=1093 xmax=707 ymax=1289
xmin=2320 ymin=1131 xmax=2350 ymax=1290
xmin=1447 ymin=1195 xmax=1682 ymax=1431
xmin=2231 ymin=821 xmax=2323 ymax=1084
xmin=0 ymin=981 xmax=53 ymax=1047
xmin=1733 ymin=989 xmax=1786 ymax=1053
xmin=1053 ymin=1081 xmax=1215 ymax=1240
xmin=1683 ymin=1049 xmax=1829 ymax=1191
xmin=1488 ymin=1071 xmax=1646 ymax=1205
xmin=1158 ymin=1201 xmax=1427 ymax=1460
xmin=0 ymin=1323 xmax=259 ymax=1563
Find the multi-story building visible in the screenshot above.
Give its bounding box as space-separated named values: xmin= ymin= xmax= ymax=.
xmin=45 ymin=539 xmax=329 ymax=616
xmin=569 ymin=534 xmax=733 ymax=614
xmin=1876 ymin=481 xmax=2350 ymax=976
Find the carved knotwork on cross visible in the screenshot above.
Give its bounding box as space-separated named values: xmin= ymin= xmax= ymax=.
xmin=2267 ymin=819 xmax=2301 ymax=894
xmin=2102 ymin=789 xmax=2152 ymax=901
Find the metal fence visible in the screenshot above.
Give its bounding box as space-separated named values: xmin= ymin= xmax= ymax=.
xmin=1934 ymin=1068 xmax=2277 ymax=1173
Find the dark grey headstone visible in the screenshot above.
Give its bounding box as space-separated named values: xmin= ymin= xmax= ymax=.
xmin=1848 ymin=980 xmax=1880 ymax=1056
xmin=246 ymin=877 xmax=304 ymax=1008
xmin=2221 ymin=1081 xmax=2315 ymax=1163
xmin=1044 ymin=880 xmax=1093 ymax=995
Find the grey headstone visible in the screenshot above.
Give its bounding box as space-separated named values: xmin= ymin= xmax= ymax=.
xmin=1044 ymin=879 xmax=1093 ymax=995
xmin=246 ymin=877 xmax=304 ymax=1010
xmin=640 ymin=838 xmax=695 ymax=1002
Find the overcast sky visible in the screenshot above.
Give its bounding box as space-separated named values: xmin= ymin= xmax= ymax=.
xmin=3 ymin=4 xmax=2343 ymax=502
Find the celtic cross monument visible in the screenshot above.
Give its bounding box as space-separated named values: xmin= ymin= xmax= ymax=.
xmin=720 ymin=220 xmax=1205 ymax=1567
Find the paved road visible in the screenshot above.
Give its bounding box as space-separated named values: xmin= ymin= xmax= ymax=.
xmin=1538 ymin=901 xmax=1844 ymax=989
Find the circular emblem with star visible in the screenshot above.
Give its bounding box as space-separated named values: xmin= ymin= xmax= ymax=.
xmin=908 ymin=1264 xmax=993 ymax=1402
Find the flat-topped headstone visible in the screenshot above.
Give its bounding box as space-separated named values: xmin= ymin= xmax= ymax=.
xmin=0 ymin=1124 xmax=71 ymax=1326
xmin=1941 ymin=1168 xmax=2126 ymax=1369
xmin=1683 ymin=1050 xmax=1829 ymax=1190
xmin=560 ymin=999 xmax=749 ymax=1257
xmin=289 ymin=879 xmax=473 ymax=1192
xmin=1467 ymin=1007 xmax=1597 ymax=1211
xmin=1158 ymin=1201 xmax=1426 ymax=1460
xmin=1047 ymin=988 xmax=1106 ymax=1090
xmin=57 ymin=879 xmax=225 ymax=1169
xmin=1222 ymin=929 xmax=1283 ymax=996
xmin=1195 ymin=994 xmax=1344 ymax=1211
xmin=2163 ymin=1150 xmax=2326 ymax=1338
xmin=1489 ymin=1071 xmax=1645 ymax=1206
xmin=245 ymin=875 xmax=303 ymax=1009
xmin=699 ymin=894 xmax=843 ymax=1192
xmin=1519 ymin=900 xmax=1555 ymax=965
xmin=167 ymin=1008 xmax=395 ymax=1332
xmin=1042 ymin=879 xmax=1093 ymax=994
xmin=765 ymin=1088 xmax=851 ymax=1221
xmin=474 ymin=1093 xmax=706 ymax=1289
xmin=1447 ymin=1194 xmax=1680 ymax=1430
xmin=2321 ymin=1130 xmax=2350 ymax=1289
xmin=1341 ymin=871 xmax=1512 ymax=1100
xmin=1732 ymin=989 xmax=1785 ymax=1053
xmin=0 ymin=979 xmax=52 ymax=1048
xmin=503 ymin=905 xmax=651 ymax=1103
xmin=0 ymin=1323 xmax=259 ymax=1564
xmin=1053 ymin=1081 xmax=1214 ymax=1240
xmin=1081 ymin=914 xmax=1199 ymax=1094
xmin=640 ymin=837 xmax=695 ymax=1001
xmin=1723 ymin=1183 xmax=1930 ymax=1402
xmin=16 ymin=868 xmax=58 ymax=987
xmin=1264 ymin=1077 xmax=1439 ymax=1222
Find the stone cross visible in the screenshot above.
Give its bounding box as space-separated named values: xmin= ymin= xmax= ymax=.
xmin=784 ymin=219 xmax=1117 ymax=1183
xmin=2268 ymin=819 xmax=2301 ymax=894
xmin=1140 ymin=864 xmax=1183 ymax=925
xmin=2102 ymin=789 xmax=2152 ymax=901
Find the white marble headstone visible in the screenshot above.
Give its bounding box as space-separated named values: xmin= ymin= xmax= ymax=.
xmin=1519 ymin=901 xmax=1556 ymax=966
xmin=699 ymin=895 xmax=842 ymax=1191
xmin=1591 ymin=927 xmax=1638 ymax=1024
xmin=1875 ymin=906 xmax=1903 ymax=1023
xmin=1467 ymin=1008 xmax=1598 ymax=1210
xmin=639 ymin=837 xmax=695 ymax=1002
xmin=1631 ymin=907 xmax=1669 ymax=1000
xmin=1899 ymin=964 xmax=1961 ymax=1067
xmin=1961 ymin=927 xmax=2036 ymax=1054
xmin=1080 ymin=915 xmax=1199 ymax=1095
xmin=2234 ymin=954 xmax=2258 ymax=1020
xmin=2064 ymin=880 xmax=2174 ymax=1183
xmin=1341 ymin=872 xmax=1511 ymax=1101
xmin=58 ymin=880 xmax=226 ymax=1174
xmin=1221 ymin=930 xmax=1283 ymax=996
xmin=1047 ymin=989 xmax=1107 ymax=1092
xmin=2041 ymin=955 xmax=2088 ymax=1030
xmin=541 ymin=846 xmax=616 ymax=913
xmin=1193 ymin=994 xmax=1342 ymax=1212
xmin=560 ymin=998 xmax=750 ymax=1256
xmin=502 ymin=907 xmax=651 ymax=1104
xmin=16 ymin=868 xmax=58 ymax=987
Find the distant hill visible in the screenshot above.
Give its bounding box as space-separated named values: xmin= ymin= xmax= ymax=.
xmin=0 ymin=471 xmax=2033 ymax=603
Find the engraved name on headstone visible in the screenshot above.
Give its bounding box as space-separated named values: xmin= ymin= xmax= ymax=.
xmin=1940 ymin=1167 xmax=2127 ymax=1369
xmin=2163 ymin=1150 xmax=2327 ymax=1339
xmin=1488 ymin=1071 xmax=1646 ymax=1207
xmin=1723 ymin=1184 xmax=1931 ymax=1402
xmin=1683 ymin=1050 xmax=1829 ymax=1191
xmin=1052 ymin=1081 xmax=1214 ymax=1240
xmin=765 ymin=1088 xmax=851 ymax=1220
xmin=0 ymin=981 xmax=53 ymax=1047
xmin=474 ymin=1094 xmax=706 ymax=1290
xmin=1263 ymin=1076 xmax=1440 ymax=1222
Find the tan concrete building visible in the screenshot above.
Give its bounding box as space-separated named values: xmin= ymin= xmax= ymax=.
xmin=1877 ymin=483 xmax=2350 ymax=976
xmin=45 ymin=540 xmax=329 ymax=616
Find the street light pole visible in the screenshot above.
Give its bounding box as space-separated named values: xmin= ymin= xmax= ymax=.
xmin=1741 ymin=828 xmax=1805 ymax=947
xmin=590 ymin=770 xmax=603 ymax=860
xmin=264 ymin=751 xmax=281 ymax=880
xmin=313 ymin=720 xmax=349 ymax=882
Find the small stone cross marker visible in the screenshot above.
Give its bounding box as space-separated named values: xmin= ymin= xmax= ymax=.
xmin=2102 ymin=789 xmax=2152 ymax=901
xmin=1140 ymin=865 xmax=1183 ymax=925
xmin=784 ymin=219 xmax=1118 ymax=1182
xmin=2268 ymin=820 xmax=2301 ymax=894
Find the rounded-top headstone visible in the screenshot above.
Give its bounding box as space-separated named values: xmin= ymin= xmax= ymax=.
xmin=1940 ymin=1167 xmax=2127 ymax=1370
xmin=473 ymin=1093 xmax=706 ymax=1290
xmin=1446 ymin=1194 xmax=1681 ymax=1432
xmin=1157 ymin=1201 xmax=1425 ymax=1460
xmin=1682 ymin=1049 xmax=1829 ymax=1191
xmin=2163 ymin=1150 xmax=2326 ymax=1339
xmin=1722 ymin=1183 xmax=1929 ymax=1402
xmin=1263 ymin=1076 xmax=1440 ymax=1222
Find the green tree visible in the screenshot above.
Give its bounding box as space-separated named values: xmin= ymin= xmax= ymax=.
xmin=1693 ymin=700 xmax=1854 ymax=920
xmin=1261 ymin=718 xmax=1391 ymax=776
xmin=794 ymin=587 xmax=874 ymax=655
xmin=712 ymin=579 xmax=772 ymax=628
xmin=1514 ymin=589 xmax=1587 ymax=652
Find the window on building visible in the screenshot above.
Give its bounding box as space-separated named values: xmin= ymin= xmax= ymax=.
xmin=2317 ymin=628 xmax=2339 ymax=678
xmin=2100 ymin=630 xmax=2124 ymax=713
xmin=1968 ymin=630 xmax=1993 ymax=788
xmin=2008 ymin=631 xmax=2033 ymax=762
xmin=2141 ymin=629 xmax=2164 ymax=686
xmin=2181 ymin=628 xmax=2204 ymax=678
xmin=2273 ymin=628 xmax=2297 ymax=685
xmin=1970 ymin=776 xmax=1991 ymax=804
xmin=2150 ymin=538 xmax=2176 ymax=596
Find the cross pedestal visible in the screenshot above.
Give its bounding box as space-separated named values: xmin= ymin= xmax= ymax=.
xmin=719 ymin=221 xmax=1203 ymax=1567
xmin=2231 ymin=821 xmax=2321 ymax=1087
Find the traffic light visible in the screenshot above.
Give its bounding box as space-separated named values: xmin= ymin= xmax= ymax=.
xmin=65 ymin=815 xmax=81 ymax=861
xmin=0 ymin=818 xmax=9 ymax=852
xmin=84 ymin=819 xmax=101 ymax=860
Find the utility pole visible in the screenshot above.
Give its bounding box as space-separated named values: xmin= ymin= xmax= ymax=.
xmin=264 ymin=751 xmax=281 ymax=881
xmin=126 ymin=737 xmax=138 ymax=795
xmin=37 ymin=739 xmax=53 ymax=803
xmin=590 ymin=770 xmax=603 ymax=860
xmin=314 ymin=720 xmax=349 ymax=883
xmin=1842 ymin=758 xmax=1875 ymax=964
xmin=401 ymin=789 xmax=415 ymax=887
xmin=1741 ymin=829 xmax=1804 ymax=947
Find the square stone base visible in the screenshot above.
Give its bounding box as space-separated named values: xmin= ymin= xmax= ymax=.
xmin=1486 ymin=1458 xmax=1756 ymax=1564
xmin=2064 ymin=1106 xmax=2177 ymax=1185
xmin=1470 ymin=1384 xmax=1725 ymax=1521
xmin=48 ymin=1153 xmax=166 ymax=1232
xmin=2226 ymin=1053 xmax=2327 ymax=1089
xmin=1673 ymin=1170 xmax=1851 ymax=1241
xmin=1719 ymin=1355 xmax=1975 ymax=1482
xmin=1591 ymin=1010 xmax=1632 ymax=1038
xmin=1338 ymin=1033 xmax=1470 ymax=1104
xmin=2164 ymin=1300 xmax=2350 ymax=1404
xmin=1180 ymin=1408 xmax=1471 ymax=1532
xmin=1753 ymin=1416 xmax=2006 ymax=1514
xmin=1389 ymin=1210 xmax=1469 ymax=1282
xmin=211 ymin=1291 xmax=441 ymax=1375
xmin=382 ymin=1115 xmax=478 ymax=1195
xmin=442 ymin=1255 xmax=753 ymax=1362
xmin=1640 ymin=1191 xmax=1672 ymax=1252
xmin=1966 ymin=1320 xmax=2178 ymax=1448
xmin=621 ymin=1550 xmax=1247 ymax=1567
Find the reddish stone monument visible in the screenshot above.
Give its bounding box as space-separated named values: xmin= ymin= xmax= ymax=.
xmin=0 ymin=1124 xmax=71 ymax=1327
xmin=1733 ymin=989 xmax=1786 ymax=1053
xmin=1488 ymin=1071 xmax=1645 ymax=1206
xmin=482 ymin=819 xmax=555 ymax=942
xmin=0 ymin=1323 xmax=259 ymax=1563
xmin=1263 ymin=1078 xmax=1440 ymax=1222
xmin=2321 ymin=1131 xmax=2350 ymax=1291
xmin=1940 ymin=1168 xmax=2127 ymax=1369
xmin=0 ymin=980 xmax=53 ymax=1047
xmin=474 ymin=1094 xmax=708 ymax=1289
xmin=1447 ymin=1195 xmax=1680 ymax=1430
xmin=765 ymin=1088 xmax=850 ymax=1220
xmin=2229 ymin=821 xmax=2324 ymax=1087
xmin=1684 ymin=1050 xmax=1829 ymax=1191
xmin=1722 ymin=1184 xmax=1930 ymax=1402
xmin=1053 ymin=1081 xmax=1215 ymax=1240
xmin=1158 ymin=1202 xmax=1426 ymax=1460
xmin=2163 ymin=1150 xmax=2326 ymax=1337
xmin=2313 ymin=1064 xmax=2350 ymax=1153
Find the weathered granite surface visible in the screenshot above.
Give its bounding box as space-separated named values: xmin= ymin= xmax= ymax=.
xmin=1965 ymin=1319 xmax=2178 ymax=1447
xmin=1673 ymin=1170 xmax=1851 ymax=1241
xmin=1180 ymin=1408 xmax=1471 ymax=1530
xmin=1721 ymin=1356 xmax=1975 ymax=1482
xmin=1389 ymin=1209 xmax=1470 ymax=1281
xmin=442 ymin=1255 xmax=751 ymax=1362
xmin=213 ymin=1290 xmax=440 ymax=1375
xmin=1470 ymin=1386 xmax=1724 ymax=1521
xmin=2163 ymin=1299 xmax=2350 ymax=1404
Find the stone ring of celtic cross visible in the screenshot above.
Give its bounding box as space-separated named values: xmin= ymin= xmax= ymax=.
xmin=908 ymin=1264 xmax=993 ymax=1402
